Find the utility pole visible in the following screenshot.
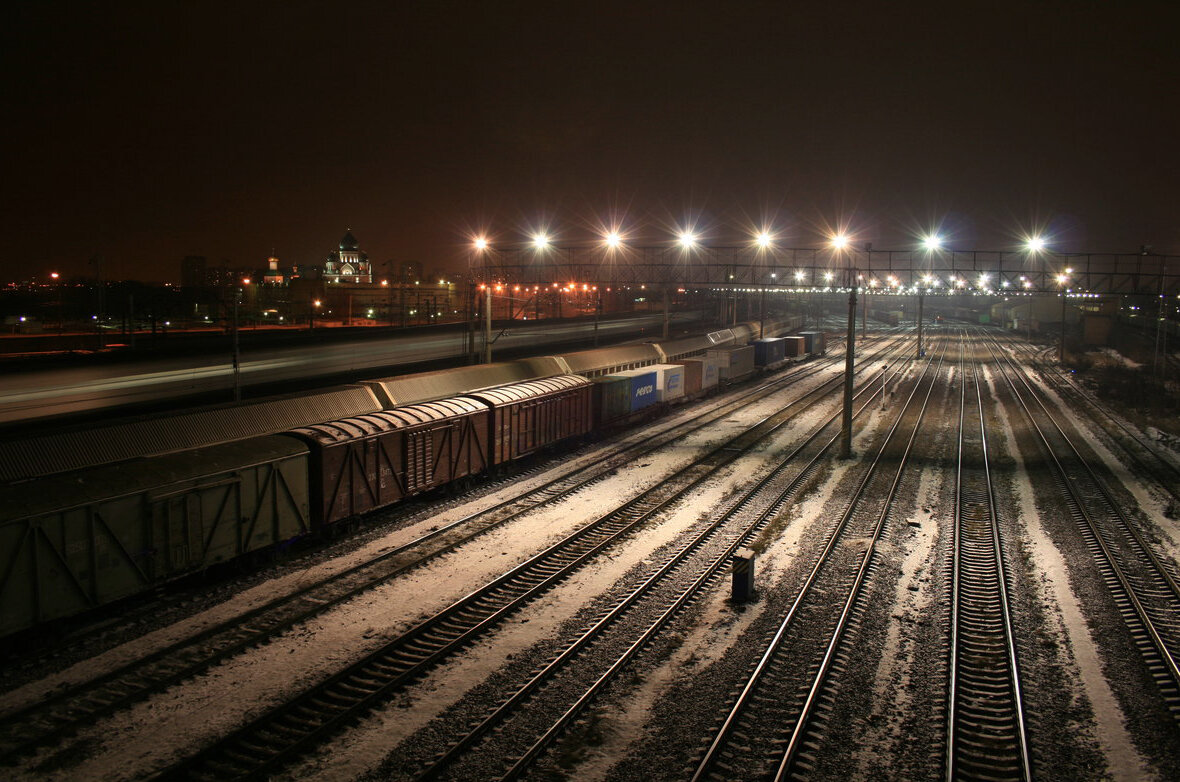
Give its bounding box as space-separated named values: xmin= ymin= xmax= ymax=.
xmin=841 ymin=269 xmax=858 ymax=459
xmin=916 ymin=288 xmax=925 ymax=359
xmin=594 ymin=290 xmax=602 ymax=347
xmin=232 ymin=290 xmax=241 ymax=402
xmin=483 ymin=284 xmax=493 ymax=363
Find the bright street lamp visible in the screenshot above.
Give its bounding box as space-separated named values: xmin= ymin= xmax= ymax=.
xmin=473 ymin=237 xmax=489 ymax=251
xmin=755 ymin=231 xmax=772 ymax=249
xmin=532 ymin=233 xmax=550 ymax=249
xmin=678 ymin=231 xmax=697 ymax=248
xmin=604 ymin=231 xmax=622 ymax=249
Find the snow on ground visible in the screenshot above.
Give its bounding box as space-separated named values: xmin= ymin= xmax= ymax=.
xmin=855 ymin=467 xmax=942 ymax=777
xmin=7 ymin=377 xmax=821 ymax=781
xmin=277 ymin=438 xmax=785 ymax=780
xmin=0 ymin=384 xmax=791 ymax=719
xmin=993 ymin=387 xmax=1150 ymax=782
xmin=570 ymin=436 xmax=852 ymax=780
xmin=1019 ymin=369 xmax=1180 ymax=565
xmin=1095 ymin=348 xmax=1142 ymax=370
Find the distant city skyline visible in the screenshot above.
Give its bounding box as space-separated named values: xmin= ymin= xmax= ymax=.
xmin=4 ymin=2 xmax=1176 ymax=284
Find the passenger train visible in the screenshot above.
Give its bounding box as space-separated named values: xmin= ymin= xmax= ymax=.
xmin=0 ymin=319 xmax=822 ymax=638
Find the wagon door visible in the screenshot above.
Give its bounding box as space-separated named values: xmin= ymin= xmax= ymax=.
xmin=405 ymin=429 xmax=435 ymax=495
xmin=150 ymin=478 xmax=237 ymax=574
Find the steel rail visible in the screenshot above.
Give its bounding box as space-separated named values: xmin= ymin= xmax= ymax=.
xmin=686 ymin=337 xmax=945 ymax=781
xmin=153 ymin=339 xmax=907 ymax=780
xmin=984 ymin=333 xmax=1180 ymax=715
xmin=0 ymin=335 xmax=904 ymax=764
xmin=422 ymin=359 xmax=893 ymax=782
xmin=946 ymin=335 xmax=1031 ymax=781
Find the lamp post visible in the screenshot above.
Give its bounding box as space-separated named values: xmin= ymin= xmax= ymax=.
xmin=918 ymin=235 xmax=942 ymax=359
xmin=830 ymin=234 xmax=856 ymax=459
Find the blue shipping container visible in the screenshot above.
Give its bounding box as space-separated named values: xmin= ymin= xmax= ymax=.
xmin=606 ymin=369 xmax=659 ymax=412
xmin=751 ymin=338 xmax=787 ymax=366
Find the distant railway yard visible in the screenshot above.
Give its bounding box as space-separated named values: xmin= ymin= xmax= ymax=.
xmin=3 ymin=325 xmax=1180 ymax=781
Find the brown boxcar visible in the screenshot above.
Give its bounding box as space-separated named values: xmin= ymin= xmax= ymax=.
xmin=287 ymin=398 xmax=490 ymax=526
xmin=463 ymin=375 xmax=593 ymax=465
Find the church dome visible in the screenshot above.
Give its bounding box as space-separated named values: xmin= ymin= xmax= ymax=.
xmin=340 ymin=230 xmax=359 ymax=251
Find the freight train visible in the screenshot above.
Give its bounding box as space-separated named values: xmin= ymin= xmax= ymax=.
xmin=0 ymin=319 xmax=819 ymax=638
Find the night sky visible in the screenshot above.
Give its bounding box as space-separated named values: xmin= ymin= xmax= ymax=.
xmin=4 ymin=1 xmax=1177 ymax=283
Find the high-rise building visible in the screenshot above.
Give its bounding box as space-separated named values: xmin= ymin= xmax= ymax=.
xmin=180 ymin=255 xmax=207 ymax=288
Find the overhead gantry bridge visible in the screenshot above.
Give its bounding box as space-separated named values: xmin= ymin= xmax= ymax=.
xmin=471 ymin=245 xmax=1180 ymax=297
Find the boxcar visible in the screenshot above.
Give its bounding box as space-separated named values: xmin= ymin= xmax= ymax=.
xmin=0 ymin=436 xmax=311 ymax=638
xmin=286 ymin=398 xmax=491 ymax=526
xmin=463 ymin=375 xmax=593 ymax=464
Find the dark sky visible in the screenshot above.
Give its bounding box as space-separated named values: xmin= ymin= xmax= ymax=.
xmin=4 ymin=1 xmax=1177 ymax=282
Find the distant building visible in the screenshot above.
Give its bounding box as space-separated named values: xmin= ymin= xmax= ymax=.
xmin=263 ymin=254 xmax=285 ymax=284
xmin=323 ymin=230 xmax=372 ymax=283
xmin=180 ymin=255 xmax=207 ymax=288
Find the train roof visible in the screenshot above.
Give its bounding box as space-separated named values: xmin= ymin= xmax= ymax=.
xmin=287 ymin=398 xmax=489 ymax=445
xmin=463 ymin=374 xmax=591 ymax=404
xmin=556 ymin=344 xmax=661 ymax=375
xmin=360 ymin=358 xmax=565 ymax=408
xmin=656 ymin=329 xmax=738 ymax=361
xmin=0 ymin=385 xmax=381 ymax=484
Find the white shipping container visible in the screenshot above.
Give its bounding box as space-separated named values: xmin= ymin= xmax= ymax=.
xmin=700 ymin=356 xmax=720 ymax=388
xmin=649 ymin=363 xmax=686 ymax=402
xmin=708 ymin=346 xmax=755 ymax=380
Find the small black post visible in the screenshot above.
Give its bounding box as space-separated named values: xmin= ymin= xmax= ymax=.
xmin=731 ymin=548 xmax=756 ymax=602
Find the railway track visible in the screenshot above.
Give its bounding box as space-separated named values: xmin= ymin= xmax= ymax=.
xmin=1010 ymin=337 xmax=1180 ymax=507
xmin=0 ymin=337 xmax=910 ymax=765
xmin=986 ymin=334 xmax=1180 ymax=720
xmin=945 ymin=337 xmax=1031 ymax=781
xmin=146 ymin=342 xmax=905 ymax=779
xmin=408 ymin=370 xmax=895 ymax=782
xmin=689 ymin=337 xmax=946 ymax=781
